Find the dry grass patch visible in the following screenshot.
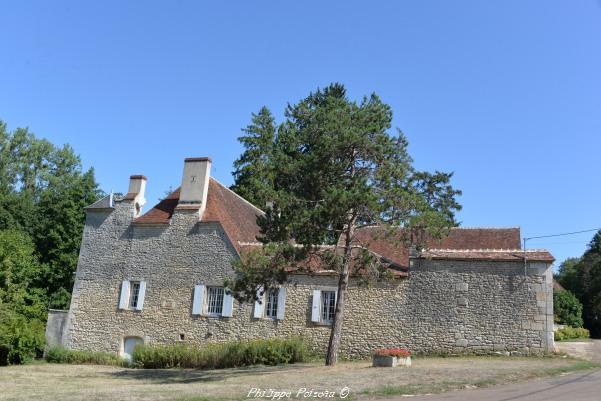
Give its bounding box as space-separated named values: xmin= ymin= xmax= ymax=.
xmin=0 ymin=356 xmax=598 ymax=401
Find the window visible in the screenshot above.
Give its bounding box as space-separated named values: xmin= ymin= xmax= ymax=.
xmin=129 ymin=281 xmax=141 ymax=309
xmin=265 ymin=288 xmax=279 ymax=319
xmin=206 ymin=287 xmax=224 ymax=316
xmin=321 ymin=290 xmax=336 ymax=324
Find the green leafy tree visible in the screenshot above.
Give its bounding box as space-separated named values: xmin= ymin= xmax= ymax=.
xmin=231 ymin=106 xmax=276 ymax=208
xmin=227 ymin=84 xmax=461 ymax=365
xmin=0 ymin=121 xmax=102 ymax=309
xmin=0 ymin=230 xmax=47 ymax=364
xmin=555 ymin=257 xmax=581 ymax=296
xmin=575 ymin=231 xmax=601 ymax=337
xmin=553 ymin=289 xmax=584 ymax=328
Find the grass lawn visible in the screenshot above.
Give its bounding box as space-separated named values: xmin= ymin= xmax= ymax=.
xmin=0 ymin=356 xmax=598 ymax=401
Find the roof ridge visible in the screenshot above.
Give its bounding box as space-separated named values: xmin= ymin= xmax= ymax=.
xmin=210 ymin=178 xmax=265 ymax=214
xmin=356 ymin=225 xmax=520 ymax=230
xmin=426 ymin=248 xmax=550 ymax=252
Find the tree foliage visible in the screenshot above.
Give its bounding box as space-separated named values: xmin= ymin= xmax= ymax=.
xmin=231 ymin=106 xmax=276 ymax=209
xmin=555 ymin=257 xmax=581 ymax=295
xmin=227 ymin=84 xmax=461 ymax=365
xmin=0 ymin=121 xmax=102 ymax=309
xmin=0 ymin=120 xmax=102 ymax=364
xmin=0 ymin=230 xmax=47 ymax=364
xmin=555 ymin=231 xmax=601 ymax=337
xmin=553 ymin=289 xmax=584 ymax=328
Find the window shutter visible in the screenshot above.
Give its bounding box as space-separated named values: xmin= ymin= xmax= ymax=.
xmin=192 ymin=284 xmax=205 ymax=315
xmin=311 ymin=289 xmax=321 ymax=322
xmin=119 ymin=280 xmax=130 ymax=310
xmin=136 ymin=281 xmax=146 ymax=310
xmin=222 ymin=291 xmax=234 ymax=317
xmin=276 ymin=287 xmax=287 ymax=320
xmin=253 ymin=287 xmax=264 ymax=319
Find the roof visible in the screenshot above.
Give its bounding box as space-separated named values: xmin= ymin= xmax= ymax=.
xmin=131 ymin=177 xmax=551 ymax=265
xmin=353 ymin=226 xmax=523 ymax=268
xmin=84 ymin=195 xmax=114 ymax=210
xmin=419 ymin=249 xmax=555 ymax=263
xmin=133 ymin=178 xmax=263 ymax=253
xmin=553 ymin=280 xmax=565 ymax=291
xmin=238 ymin=242 xmax=409 ymax=278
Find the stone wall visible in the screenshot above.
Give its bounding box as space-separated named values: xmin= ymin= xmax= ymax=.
xmin=64 ymin=199 xmax=554 ymax=357
xmin=44 ymin=309 xmax=69 ymax=353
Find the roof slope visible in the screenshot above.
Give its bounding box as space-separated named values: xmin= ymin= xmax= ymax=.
xmin=133 ymin=178 xmax=263 ymax=252
xmin=354 ymin=227 xmax=523 ymax=267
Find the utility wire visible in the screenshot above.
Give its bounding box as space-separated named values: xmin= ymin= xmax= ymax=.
xmin=524 ymin=228 xmax=601 ymax=241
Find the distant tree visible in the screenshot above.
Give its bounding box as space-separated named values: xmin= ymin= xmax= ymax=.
xmin=0 ymin=230 xmax=46 ymax=364
xmin=226 ymin=84 xmax=461 ymax=365
xmin=0 ymin=230 xmax=47 ymax=320
xmin=553 ymin=289 xmax=584 ymax=328
xmin=231 ymin=106 xmax=276 ymax=209
xmin=0 ymin=121 xmax=102 ymax=309
xmin=555 ymin=257 xmax=581 ymax=296
xmin=575 ymin=231 xmax=601 ymax=337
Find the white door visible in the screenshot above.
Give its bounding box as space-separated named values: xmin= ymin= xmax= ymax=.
xmin=122 ymin=337 xmax=143 ymax=362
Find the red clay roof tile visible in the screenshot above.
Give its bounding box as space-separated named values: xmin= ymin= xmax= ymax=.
xmin=133 ymin=178 xmax=263 ymax=253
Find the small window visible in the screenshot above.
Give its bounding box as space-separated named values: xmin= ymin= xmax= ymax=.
xmin=129 ymin=281 xmax=141 ymax=309
xmin=321 ymin=290 xmax=336 ymax=324
xmin=206 ymin=287 xmax=224 ymax=316
xmin=265 ymin=288 xmax=279 ymax=319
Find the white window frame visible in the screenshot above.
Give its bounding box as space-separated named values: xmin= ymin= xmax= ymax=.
xmin=119 ymin=280 xmax=146 ymax=311
xmin=205 ymin=286 xmax=224 ymax=317
xmin=129 ymin=281 xmax=141 ymax=309
xmin=311 ymin=289 xmax=337 ymax=325
xmin=265 ymin=288 xmax=279 ymax=319
xmin=254 ymin=287 xmax=286 ymax=320
xmin=321 ymin=290 xmax=336 ymax=324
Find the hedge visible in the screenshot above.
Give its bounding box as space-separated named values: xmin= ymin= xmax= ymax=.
xmin=46 ymin=337 xmax=307 ymax=369
xmin=46 ymin=346 xmax=128 ymax=366
xmin=554 ymin=326 xmax=590 ymax=341
xmin=133 ymin=337 xmax=307 ymax=369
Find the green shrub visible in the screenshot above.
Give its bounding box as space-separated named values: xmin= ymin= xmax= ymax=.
xmin=554 ymin=289 xmax=584 ymax=328
xmin=0 ymin=307 xmax=45 ymax=365
xmin=46 ymin=346 xmax=128 ymax=366
xmin=133 ymin=337 xmax=307 ymax=369
xmin=554 ymin=326 xmax=590 ymax=341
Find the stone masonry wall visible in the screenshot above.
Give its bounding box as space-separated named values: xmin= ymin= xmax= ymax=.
xmin=64 ymin=199 xmax=553 ymax=357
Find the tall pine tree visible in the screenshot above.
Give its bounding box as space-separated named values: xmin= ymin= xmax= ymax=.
xmin=227 ymin=84 xmax=461 ymax=365
xmin=231 ymin=106 xmax=276 ymax=209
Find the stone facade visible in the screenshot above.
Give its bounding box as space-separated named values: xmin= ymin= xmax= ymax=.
xmin=61 ymin=194 xmax=555 ymax=357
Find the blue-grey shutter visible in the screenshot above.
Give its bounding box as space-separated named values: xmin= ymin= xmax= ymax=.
xmin=276 ymin=287 xmax=286 ymax=320
xmin=253 ymin=287 xmax=264 ymax=318
xmin=311 ymin=290 xmax=321 ymax=322
xmin=192 ymin=284 xmax=205 ymax=315
xmin=222 ymin=291 xmax=234 ymax=317
xmin=136 ymin=281 xmax=146 ymax=310
xmin=119 ymin=280 xmax=130 ymax=310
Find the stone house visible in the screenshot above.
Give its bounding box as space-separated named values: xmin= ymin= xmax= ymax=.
xmin=46 ymin=157 xmax=555 ymax=360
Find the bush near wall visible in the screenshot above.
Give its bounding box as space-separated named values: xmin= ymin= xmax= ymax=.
xmin=133 ymin=337 xmax=307 ymax=369
xmin=46 ymin=346 xmax=128 ymax=366
xmin=554 ymin=327 xmax=590 ymax=341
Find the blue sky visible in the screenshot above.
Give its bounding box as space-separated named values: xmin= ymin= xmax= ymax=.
xmin=1 ymin=1 xmax=600 ymax=265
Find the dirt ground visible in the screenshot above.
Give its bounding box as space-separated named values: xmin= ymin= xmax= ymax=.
xmin=0 ymin=356 xmax=596 ymax=401
xmin=556 ymin=339 xmax=601 ymax=363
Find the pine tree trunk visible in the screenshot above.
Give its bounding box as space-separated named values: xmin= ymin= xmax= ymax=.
xmin=325 ymin=218 xmax=356 ymax=366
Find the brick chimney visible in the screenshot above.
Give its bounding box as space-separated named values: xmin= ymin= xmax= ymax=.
xmin=125 ymin=175 xmax=147 ymax=217
xmin=177 ymin=157 xmax=211 ymax=216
